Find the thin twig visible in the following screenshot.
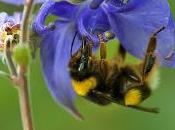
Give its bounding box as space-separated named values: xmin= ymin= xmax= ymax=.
xmin=18 ymin=0 xmax=34 ymax=130
xmin=0 ymin=70 xmax=11 ymax=79
xmin=4 ymin=38 xmax=17 ymax=76
xmin=17 ymin=66 xmax=33 ymax=130
xmin=20 ymin=0 xmax=34 ymax=44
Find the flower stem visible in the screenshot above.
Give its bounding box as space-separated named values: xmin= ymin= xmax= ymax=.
xmin=17 ymin=66 xmax=33 ymax=130
xmin=18 ymin=0 xmax=34 ymax=130
xmin=4 ymin=47 xmax=17 ymax=76
xmin=21 ymin=0 xmax=34 ymax=44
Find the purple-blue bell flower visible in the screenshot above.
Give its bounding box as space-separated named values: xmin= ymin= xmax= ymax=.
xmin=33 ymin=0 xmax=112 ymax=119
xmin=33 ymin=0 xmax=175 ymax=118
xmin=0 ymin=0 xmax=45 ymax=5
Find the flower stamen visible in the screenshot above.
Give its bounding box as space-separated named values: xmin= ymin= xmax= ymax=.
xmin=0 ymin=23 xmax=20 ymax=53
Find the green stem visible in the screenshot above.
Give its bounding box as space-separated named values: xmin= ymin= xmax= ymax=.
xmin=20 ymin=0 xmax=34 ymax=44
xmin=18 ymin=66 xmax=33 ymax=130
xmin=18 ymin=0 xmax=34 ymax=130
xmin=4 ymin=38 xmax=17 ymax=76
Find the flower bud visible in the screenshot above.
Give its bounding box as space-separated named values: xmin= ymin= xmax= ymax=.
xmin=13 ymin=44 xmax=31 ymax=66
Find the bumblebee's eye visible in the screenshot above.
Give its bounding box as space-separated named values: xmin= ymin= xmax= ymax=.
xmin=124 ymin=89 xmax=142 ymax=106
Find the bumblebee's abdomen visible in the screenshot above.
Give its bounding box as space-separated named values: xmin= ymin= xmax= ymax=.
xmin=71 ymin=77 xmax=97 ymax=96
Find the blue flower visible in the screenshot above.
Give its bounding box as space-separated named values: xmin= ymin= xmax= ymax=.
xmin=0 ymin=0 xmax=45 ymax=5
xmin=33 ymin=0 xmax=175 ymax=118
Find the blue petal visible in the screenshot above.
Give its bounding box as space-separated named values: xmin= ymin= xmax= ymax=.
xmin=33 ymin=0 xmax=79 ymax=35
xmin=103 ymin=0 xmax=175 ymax=67
xmin=40 ymin=21 xmax=82 ymax=119
xmin=34 ymin=0 xmax=83 ymax=118
xmin=0 ymin=12 xmax=8 ymax=25
xmin=1 ymin=0 xmax=45 ymax=5
xmin=90 ymin=0 xmax=105 ymax=9
xmin=77 ymin=6 xmax=111 ymax=44
xmin=0 ymin=12 xmax=21 ymax=26
xmin=157 ymin=15 xmax=175 ymax=67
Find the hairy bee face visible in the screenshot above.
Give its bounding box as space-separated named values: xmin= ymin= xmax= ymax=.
xmin=69 ymin=50 xmax=92 ymax=80
xmin=69 ymin=41 xmax=99 ymax=97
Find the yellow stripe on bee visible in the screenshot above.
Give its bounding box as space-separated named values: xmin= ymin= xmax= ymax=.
xmin=71 ymin=77 xmax=97 ymax=96
xmin=124 ymin=89 xmax=141 ymax=106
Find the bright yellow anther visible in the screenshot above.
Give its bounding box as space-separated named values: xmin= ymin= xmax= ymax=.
xmin=0 ymin=31 xmax=8 ymax=41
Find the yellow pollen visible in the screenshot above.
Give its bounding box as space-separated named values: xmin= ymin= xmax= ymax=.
xmin=125 ymin=89 xmax=141 ymax=106
xmin=0 ymin=29 xmax=20 ymax=52
xmin=12 ymin=30 xmax=20 ymax=36
xmin=1 ymin=31 xmax=7 ymax=41
xmin=71 ymin=77 xmax=97 ymax=96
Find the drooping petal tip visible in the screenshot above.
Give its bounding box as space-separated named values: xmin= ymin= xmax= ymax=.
xmin=33 ymin=0 xmax=85 ymax=118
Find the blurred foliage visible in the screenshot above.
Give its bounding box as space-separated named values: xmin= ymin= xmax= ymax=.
xmin=0 ymin=1 xmax=175 ymax=130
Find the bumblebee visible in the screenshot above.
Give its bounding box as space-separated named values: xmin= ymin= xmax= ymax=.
xmin=68 ymin=27 xmax=165 ymax=113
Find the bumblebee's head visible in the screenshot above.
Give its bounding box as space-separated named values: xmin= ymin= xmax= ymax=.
xmin=77 ymin=36 xmax=89 ymax=72
xmin=69 ymin=36 xmax=91 ymax=77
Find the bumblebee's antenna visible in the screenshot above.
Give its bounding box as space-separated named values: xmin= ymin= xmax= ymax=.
xmin=70 ymin=31 xmax=78 ymax=57
xmin=153 ymin=26 xmax=165 ymax=36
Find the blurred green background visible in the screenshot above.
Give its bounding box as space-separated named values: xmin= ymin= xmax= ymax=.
xmin=0 ymin=1 xmax=175 ymax=130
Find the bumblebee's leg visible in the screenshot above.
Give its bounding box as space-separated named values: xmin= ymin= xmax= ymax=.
xmin=142 ymin=36 xmax=157 ymax=81
xmin=98 ymin=34 xmax=108 ymax=77
xmin=116 ymin=43 xmax=126 ymax=64
xmin=91 ymin=90 xmax=111 ymax=105
xmin=128 ymin=105 xmax=159 ymax=114
xmin=92 ymin=90 xmax=158 ymax=113
xmin=86 ymin=40 xmax=93 ymax=68
xmin=141 ymin=26 xmax=165 ymax=81
xmin=87 ymin=40 xmax=92 ymax=58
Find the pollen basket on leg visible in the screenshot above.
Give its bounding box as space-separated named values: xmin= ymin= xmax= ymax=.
xmin=71 ymin=77 xmax=97 ymax=96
